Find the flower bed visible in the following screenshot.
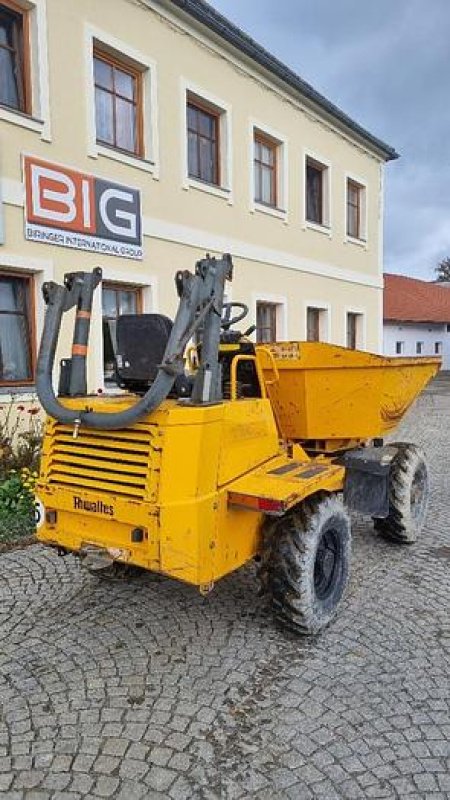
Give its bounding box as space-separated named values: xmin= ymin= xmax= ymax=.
xmin=0 ymin=401 xmax=43 ymax=546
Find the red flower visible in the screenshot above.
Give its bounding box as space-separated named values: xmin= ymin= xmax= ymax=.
xmin=16 ymin=405 xmax=25 ymax=411
xmin=28 ymin=408 xmax=40 ymax=415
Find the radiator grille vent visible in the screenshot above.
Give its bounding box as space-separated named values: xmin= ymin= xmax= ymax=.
xmin=46 ymin=424 xmax=155 ymax=499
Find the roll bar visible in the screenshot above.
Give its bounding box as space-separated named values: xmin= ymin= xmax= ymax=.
xmin=36 ymin=254 xmax=233 ymax=431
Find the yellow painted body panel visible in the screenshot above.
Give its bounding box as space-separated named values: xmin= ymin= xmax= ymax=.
xmin=227 ymin=448 xmax=345 ymax=514
xmin=217 ymin=399 xmax=280 ymax=485
xmin=257 ymin=342 xmax=440 ymax=444
xmin=37 ymin=396 xmax=284 ymax=585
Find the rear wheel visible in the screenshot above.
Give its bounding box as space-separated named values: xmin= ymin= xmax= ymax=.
xmin=259 ymin=493 xmax=351 ymax=635
xmin=374 ymin=442 xmax=429 ymax=544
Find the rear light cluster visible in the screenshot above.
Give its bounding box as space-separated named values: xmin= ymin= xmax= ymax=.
xmin=257 ymin=497 xmax=285 ymax=514
xmin=228 ymin=492 xmax=285 ymax=515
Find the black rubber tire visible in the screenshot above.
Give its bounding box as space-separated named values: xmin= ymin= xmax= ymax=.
xmin=259 ymin=493 xmax=351 ymax=635
xmin=374 ymin=442 xmax=429 ymax=544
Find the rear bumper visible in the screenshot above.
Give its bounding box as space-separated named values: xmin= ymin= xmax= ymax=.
xmin=36 ymin=485 xmax=159 ymax=570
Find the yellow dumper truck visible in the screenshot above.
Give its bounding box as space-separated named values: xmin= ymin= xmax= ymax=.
xmin=35 ymin=255 xmax=439 ymax=634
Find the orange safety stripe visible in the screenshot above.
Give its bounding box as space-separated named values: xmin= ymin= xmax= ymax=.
xmin=76 ymin=310 xmax=91 ymax=320
xmin=72 ymin=344 xmax=88 ymax=356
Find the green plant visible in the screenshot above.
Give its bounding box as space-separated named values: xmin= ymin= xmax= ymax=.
xmin=0 ymin=401 xmax=44 ymax=480
xmin=0 ymin=472 xmax=36 ymax=542
xmin=0 ymin=400 xmax=44 ymax=544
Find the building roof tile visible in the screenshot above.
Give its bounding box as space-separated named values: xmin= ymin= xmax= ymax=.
xmin=384 ymin=273 xmax=450 ymax=323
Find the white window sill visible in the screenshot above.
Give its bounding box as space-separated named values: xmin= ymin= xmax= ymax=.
xmin=252 ymin=202 xmax=287 ymax=222
xmin=90 ymin=144 xmax=157 ymax=176
xmin=0 ymin=105 xmax=45 ymax=135
xmin=0 ymin=388 xmax=37 ymax=399
xmin=304 ymin=220 xmax=332 ymax=237
xmin=345 ymin=235 xmax=367 ymax=248
xmin=183 ymin=177 xmax=232 ymax=203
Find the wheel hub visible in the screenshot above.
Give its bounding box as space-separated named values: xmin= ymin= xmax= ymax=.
xmin=314 ymin=527 xmax=340 ymax=601
xmin=411 ymin=464 xmax=427 ymax=521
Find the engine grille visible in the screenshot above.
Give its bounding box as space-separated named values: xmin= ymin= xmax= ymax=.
xmin=45 ymin=423 xmax=156 ymax=499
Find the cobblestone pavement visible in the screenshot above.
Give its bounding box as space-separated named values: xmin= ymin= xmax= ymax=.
xmin=1 ymin=380 xmax=450 ymax=800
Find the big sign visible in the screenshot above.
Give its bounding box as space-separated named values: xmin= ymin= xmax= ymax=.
xmin=24 ymin=156 xmax=143 ymax=260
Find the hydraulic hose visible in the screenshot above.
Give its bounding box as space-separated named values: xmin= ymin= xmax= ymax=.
xmin=69 ymin=269 xmax=101 ymax=396
xmin=36 ymin=257 xmax=232 ymax=431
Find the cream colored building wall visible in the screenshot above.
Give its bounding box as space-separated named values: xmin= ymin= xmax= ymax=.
xmin=0 ymin=0 xmax=387 ymax=395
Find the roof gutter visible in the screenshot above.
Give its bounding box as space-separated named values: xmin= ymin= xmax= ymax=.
xmin=384 ymin=317 xmax=450 ymax=324
xmin=167 ymin=0 xmax=399 ymax=162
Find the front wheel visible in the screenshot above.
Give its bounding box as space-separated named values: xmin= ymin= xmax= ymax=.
xmin=374 ymin=442 xmax=429 ymax=544
xmin=259 ymin=493 xmax=351 ymax=635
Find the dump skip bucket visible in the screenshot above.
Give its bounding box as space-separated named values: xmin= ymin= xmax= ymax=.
xmin=257 ymin=342 xmax=440 ymax=448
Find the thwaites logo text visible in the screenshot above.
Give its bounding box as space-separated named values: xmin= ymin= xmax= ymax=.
xmin=73 ymin=496 xmax=114 ymax=516
xmin=24 ymin=156 xmax=143 ymax=260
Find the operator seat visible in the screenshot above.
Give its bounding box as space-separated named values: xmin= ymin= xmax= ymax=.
xmin=115 ymin=314 xmax=191 ymax=397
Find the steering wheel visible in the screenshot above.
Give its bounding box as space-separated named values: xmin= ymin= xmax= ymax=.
xmin=221 ymin=302 xmax=249 ymax=330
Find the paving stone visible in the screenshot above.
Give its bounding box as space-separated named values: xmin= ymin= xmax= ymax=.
xmin=101 ymin=738 xmax=129 ymax=758
xmin=144 ymin=747 xmax=171 ymax=770
xmin=50 ymin=754 xmax=73 ymax=772
xmin=118 ymin=757 xmax=149 ymax=780
xmin=437 ymin=774 xmax=450 ymax=792
xmin=126 ymin=743 xmax=149 ymax=761
xmin=164 ymin=732 xmax=191 ymax=751
xmin=93 ymin=755 xmax=120 ymax=775
xmin=14 ymin=770 xmax=45 ymax=790
xmin=41 ymin=772 xmax=72 ymax=791
xmin=71 ymin=754 xmax=96 ymax=773
xmin=414 ymin=773 xmax=438 ymax=792
xmin=92 ymin=775 xmax=120 ymax=797
xmin=69 ymin=773 xmax=94 ymax=794
xmin=0 ymin=773 xmax=13 ymax=792
xmin=115 ymin=779 xmax=147 ymax=800
xmin=169 ymin=775 xmax=196 ymax=800
xmin=168 ymin=752 xmax=191 ymax=772
xmin=146 ymin=765 xmax=177 ymax=792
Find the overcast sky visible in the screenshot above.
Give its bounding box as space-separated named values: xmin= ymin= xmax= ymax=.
xmin=210 ymin=0 xmax=450 ymax=280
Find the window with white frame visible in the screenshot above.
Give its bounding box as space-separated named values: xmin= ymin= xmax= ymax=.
xmin=187 ymin=94 xmax=221 ymax=186
xmin=87 ymin=30 xmax=157 ymax=169
xmin=306 ymin=306 xmax=328 ymax=342
xmin=256 ymin=301 xmax=278 ymax=342
xmin=94 ymin=46 xmax=144 ymax=157
xmin=347 ymin=178 xmax=367 ymax=240
xmin=0 ymin=1 xmax=31 ymax=114
xmin=0 ymin=271 xmax=34 ymax=384
xmin=254 ymin=131 xmax=278 ymax=207
xmin=346 ymin=311 xmax=363 ymax=350
xmin=184 ymin=87 xmax=230 ymax=192
xmin=435 ymin=341 xmax=443 ymax=355
xmin=0 ymin=0 xmax=50 ymax=136
xmin=395 ymin=341 xmax=404 ymax=355
xmin=252 ymin=125 xmax=286 ymax=212
xmin=416 ymin=341 xmax=424 ymax=355
xmin=102 ymin=282 xmax=142 ymax=381
xmin=305 ymin=156 xmax=330 ymax=227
